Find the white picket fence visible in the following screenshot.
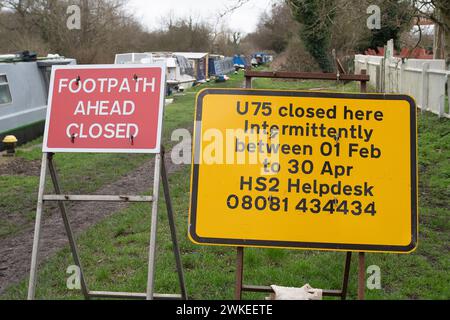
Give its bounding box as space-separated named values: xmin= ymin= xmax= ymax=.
xmin=355 ymin=54 xmax=450 ymax=118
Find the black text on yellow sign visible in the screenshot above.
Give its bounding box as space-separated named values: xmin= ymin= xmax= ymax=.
xmin=189 ymin=89 xmax=418 ymax=253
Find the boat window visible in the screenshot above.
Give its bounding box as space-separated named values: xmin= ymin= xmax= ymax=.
xmin=0 ymin=74 xmax=12 ymax=105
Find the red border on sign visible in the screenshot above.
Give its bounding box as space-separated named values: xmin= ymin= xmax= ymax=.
xmin=42 ymin=64 xmax=166 ymax=154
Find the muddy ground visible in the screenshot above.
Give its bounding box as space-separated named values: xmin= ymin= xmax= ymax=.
xmin=0 ymin=157 xmax=41 ymax=177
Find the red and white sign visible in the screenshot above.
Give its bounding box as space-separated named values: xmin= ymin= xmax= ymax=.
xmin=43 ymin=64 xmax=166 ymax=153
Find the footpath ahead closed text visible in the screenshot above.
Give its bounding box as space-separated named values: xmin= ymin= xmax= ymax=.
xmin=43 ymin=64 xmax=165 ymax=153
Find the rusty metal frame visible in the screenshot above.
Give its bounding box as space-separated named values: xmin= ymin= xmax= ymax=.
xmin=234 ymin=69 xmax=370 ymax=301
xmin=244 ymin=70 xmax=370 ymax=82
xmin=235 ymin=248 xmax=353 ymax=300
xmin=27 ymin=148 xmax=187 ymax=300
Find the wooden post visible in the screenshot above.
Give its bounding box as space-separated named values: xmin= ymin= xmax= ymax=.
xmin=245 ymin=68 xmax=252 ymax=89
xmin=360 ymin=69 xmax=368 ymax=93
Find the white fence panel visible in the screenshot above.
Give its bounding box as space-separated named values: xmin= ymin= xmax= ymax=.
xmin=428 ymin=70 xmax=448 ymax=116
xmin=354 ymin=55 xmax=449 ymax=118
xmin=402 ymin=68 xmax=423 ymax=107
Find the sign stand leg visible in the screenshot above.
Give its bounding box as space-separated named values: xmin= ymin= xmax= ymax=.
xmin=27 ymin=153 xmax=48 ymax=300
xmin=358 ymin=252 xmax=366 ymax=300
xmin=160 ymin=149 xmax=188 ymax=300
xmin=341 ymin=252 xmax=352 ymax=300
xmin=47 ymin=153 xmax=90 ymax=299
xmin=146 ymin=154 xmax=162 ymax=300
xmin=235 ymin=247 xmax=244 ymax=300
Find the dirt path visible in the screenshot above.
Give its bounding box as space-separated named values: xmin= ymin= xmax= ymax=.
xmin=0 ymin=152 xmax=185 ymax=294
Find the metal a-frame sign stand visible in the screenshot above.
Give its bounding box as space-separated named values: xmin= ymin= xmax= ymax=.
xmin=27 ymin=64 xmax=187 ymax=300
xmin=27 ymin=148 xmax=187 ymax=300
xmin=28 ymin=149 xmax=187 ymax=300
xmin=234 ymin=69 xmax=370 ymax=301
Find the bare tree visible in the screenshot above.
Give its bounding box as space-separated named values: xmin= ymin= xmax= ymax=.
xmin=244 ymin=2 xmax=299 ymax=54
xmin=0 ymin=0 xmax=148 ymax=63
xmin=209 ymin=0 xmax=252 ymax=53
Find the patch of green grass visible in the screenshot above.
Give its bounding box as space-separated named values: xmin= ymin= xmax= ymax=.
xmin=418 ymin=112 xmax=450 ymax=208
xmin=252 ymin=78 xmax=361 ymax=93
xmin=1 ymin=74 xmax=449 ymax=300
xmin=0 ymin=176 xmax=39 ymax=238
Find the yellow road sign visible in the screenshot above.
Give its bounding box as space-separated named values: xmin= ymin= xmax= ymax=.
xmin=189 ymin=89 xmax=418 ymax=253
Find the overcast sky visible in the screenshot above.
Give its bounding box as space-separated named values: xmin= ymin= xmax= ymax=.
xmin=127 ymin=0 xmax=276 ymax=34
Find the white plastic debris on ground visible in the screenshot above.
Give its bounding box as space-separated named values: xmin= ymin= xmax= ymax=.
xmin=268 ymin=284 xmax=323 ymax=300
